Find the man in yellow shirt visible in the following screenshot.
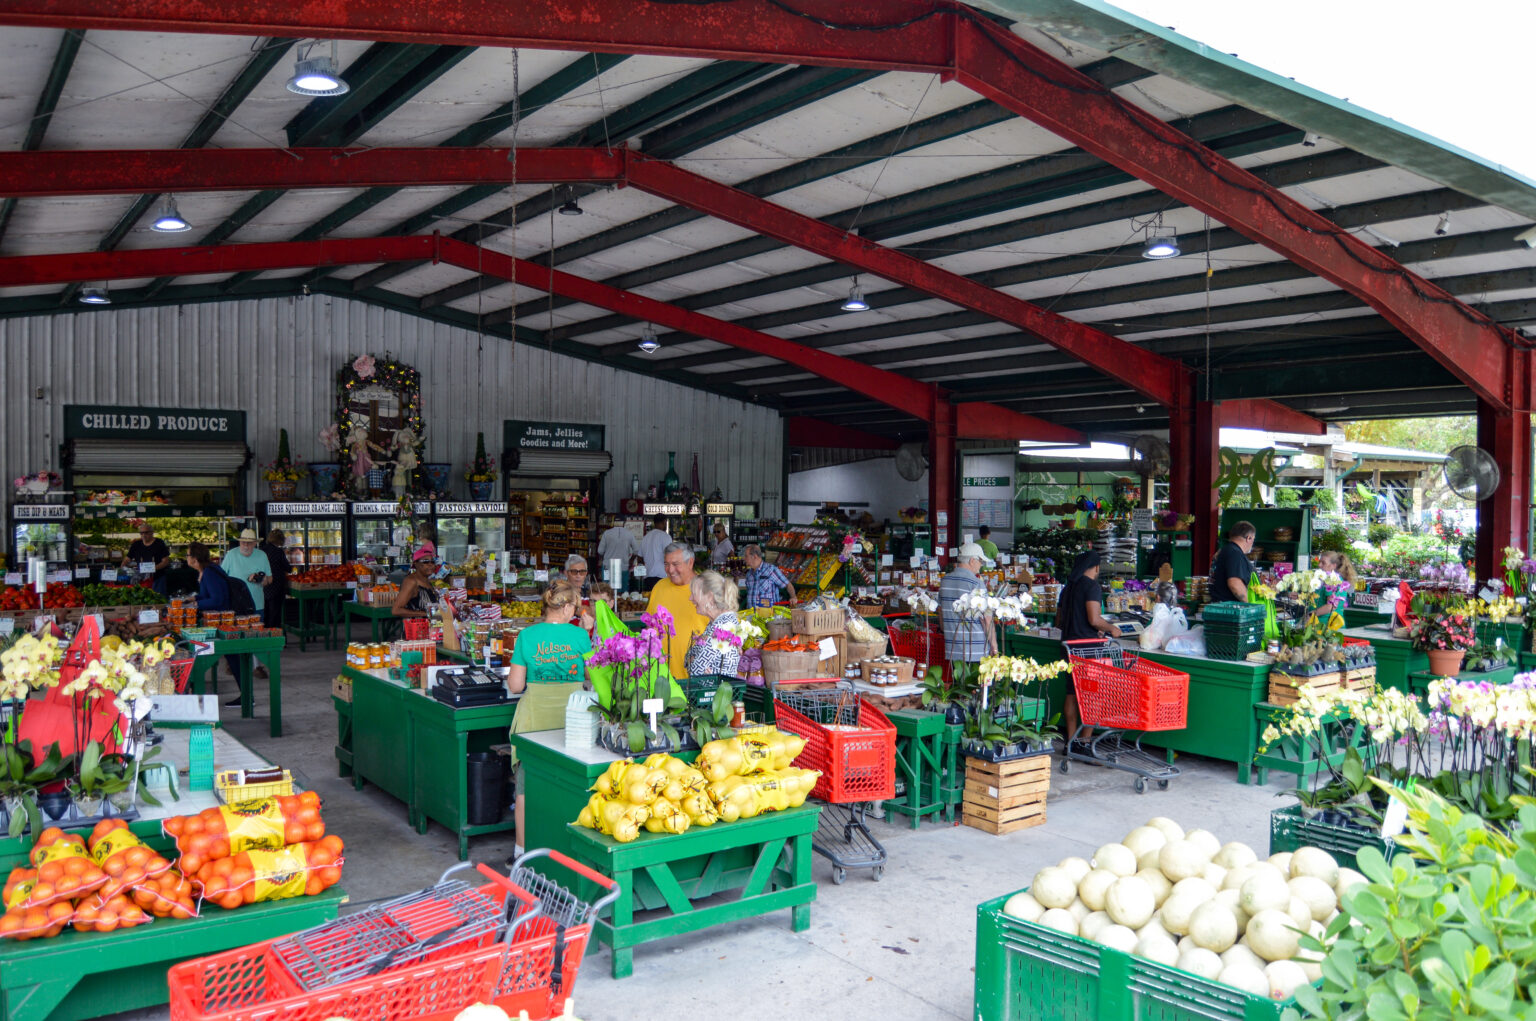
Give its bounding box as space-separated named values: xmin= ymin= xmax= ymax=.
xmin=645 ymin=542 xmax=708 ymax=678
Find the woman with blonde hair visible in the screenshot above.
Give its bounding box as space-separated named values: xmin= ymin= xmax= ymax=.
xmin=1314 ymin=549 xmax=1357 ymax=627
xmin=685 ymin=569 xmax=743 ymax=677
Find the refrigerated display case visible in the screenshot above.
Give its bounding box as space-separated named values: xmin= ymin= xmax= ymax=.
xmin=349 ymin=500 xmax=430 ymax=569
xmin=431 ymin=501 xmax=508 ymax=566
xmin=256 ymin=502 xmax=346 ymax=568
xmin=9 ymin=504 xmax=73 ymax=568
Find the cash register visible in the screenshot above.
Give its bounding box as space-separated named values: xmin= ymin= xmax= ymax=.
xmin=428 ymin=665 xmax=514 ymax=708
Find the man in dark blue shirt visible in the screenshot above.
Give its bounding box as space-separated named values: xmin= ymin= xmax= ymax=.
xmin=1209 ymin=521 xmax=1256 ymax=602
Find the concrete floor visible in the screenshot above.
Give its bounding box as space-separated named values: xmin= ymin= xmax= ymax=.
xmin=111 ymin=640 xmax=1300 ymax=1021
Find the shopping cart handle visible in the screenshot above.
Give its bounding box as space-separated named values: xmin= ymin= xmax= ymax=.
xmin=474 ymin=863 xmax=539 ymax=908
xmin=505 ymin=848 xmax=618 ymax=892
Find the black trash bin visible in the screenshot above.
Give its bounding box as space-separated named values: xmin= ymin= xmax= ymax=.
xmin=466 ymin=752 xmax=507 ymax=825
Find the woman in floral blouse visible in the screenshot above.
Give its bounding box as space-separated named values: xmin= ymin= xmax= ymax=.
xmin=685 ymin=570 xmax=744 ymax=677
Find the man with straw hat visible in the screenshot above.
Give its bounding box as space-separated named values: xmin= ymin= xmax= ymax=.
xmin=221 ymin=528 xmax=273 ymax=702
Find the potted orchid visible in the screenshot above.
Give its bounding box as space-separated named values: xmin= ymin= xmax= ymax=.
xmin=587 ymin=608 xmax=688 ymax=753
xmin=958 ymin=654 xmax=1071 ymax=761
xmin=0 ymin=632 xmax=67 ymax=836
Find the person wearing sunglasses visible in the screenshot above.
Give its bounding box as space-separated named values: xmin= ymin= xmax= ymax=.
xmin=393 ymin=542 xmax=446 ymax=619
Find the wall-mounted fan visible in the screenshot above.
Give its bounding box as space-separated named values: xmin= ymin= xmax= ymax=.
xmin=1129 ymin=435 xmax=1172 ymax=477
xmin=895 ymin=441 xmax=929 ymax=481
xmin=1443 ymin=445 xmax=1501 ymax=501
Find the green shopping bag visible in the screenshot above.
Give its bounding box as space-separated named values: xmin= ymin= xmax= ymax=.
xmin=586 ymin=600 xmax=685 ymax=708
xmin=1249 ymin=588 xmax=1280 ymax=641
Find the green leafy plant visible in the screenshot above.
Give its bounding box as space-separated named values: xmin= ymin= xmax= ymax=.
xmin=1286 ymin=784 xmax=1536 ymax=1020
xmin=685 ymin=680 xmax=738 ymax=748
xmin=0 ymin=741 xmax=65 ymax=838
xmin=1312 ymin=524 xmax=1353 ymax=554
xmin=1367 ymin=522 xmax=1398 ymax=546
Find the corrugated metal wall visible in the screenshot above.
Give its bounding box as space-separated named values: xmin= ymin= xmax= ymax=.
xmin=0 ymin=295 xmax=783 ymax=514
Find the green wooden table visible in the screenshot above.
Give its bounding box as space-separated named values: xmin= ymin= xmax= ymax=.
xmin=334 ymin=693 xmax=354 ymax=778
xmin=341 ymin=665 xmax=519 ymax=859
xmin=343 ymin=600 xmax=402 ymax=643
xmin=1340 ymin=624 xmax=1424 ymax=694
xmin=1252 ymin=702 xmax=1377 ymax=789
xmin=186 ymin=634 xmax=286 ymax=737
xmin=1405 ymin=665 xmax=1518 ymax=698
xmin=287 ymin=586 xmax=346 ymax=651
xmin=1340 ymin=606 xmax=1393 ymax=630
xmin=567 ymin=802 xmax=820 ymax=979
xmin=1004 ymin=630 xmax=1272 ymax=783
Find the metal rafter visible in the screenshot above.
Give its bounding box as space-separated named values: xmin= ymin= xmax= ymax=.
xmin=0 ymin=27 xmax=81 ymax=249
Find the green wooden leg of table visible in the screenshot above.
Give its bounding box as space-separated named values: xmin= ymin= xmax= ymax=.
xmin=790 ymin=830 xmax=812 ymax=931
xmin=610 ymin=867 xmax=635 ymax=979
xmin=333 ymin=697 xmax=353 ymax=778
xmin=240 ymin=656 xmax=253 ymax=720
xmin=264 ymin=650 xmax=282 ymax=737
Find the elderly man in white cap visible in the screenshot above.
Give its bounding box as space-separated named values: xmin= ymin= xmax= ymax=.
xmin=939 ymin=542 xmax=998 ymax=664
xmin=221 ymin=528 xmax=274 ymax=696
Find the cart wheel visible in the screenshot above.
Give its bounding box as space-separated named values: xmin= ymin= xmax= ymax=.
xmin=872 ymin=865 xmax=884 ymax=882
xmin=1059 ymin=758 xmax=1070 ymax=773
xmin=832 ymin=867 xmax=847 ymax=885
xmin=1157 ymin=780 xmax=1170 ymax=790
xmin=1134 ymin=776 xmax=1147 ymax=794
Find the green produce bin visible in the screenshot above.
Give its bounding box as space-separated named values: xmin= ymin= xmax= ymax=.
xmin=975 ymin=889 xmax=1307 ymax=1021
xmin=1268 ymin=804 xmax=1393 ymax=872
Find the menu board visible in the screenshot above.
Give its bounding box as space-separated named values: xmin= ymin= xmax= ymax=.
xmin=962 ymin=499 xmax=1012 ymax=529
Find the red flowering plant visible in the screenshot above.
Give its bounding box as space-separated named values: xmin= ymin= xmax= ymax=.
xmin=1407 ymin=608 xmax=1476 ymax=653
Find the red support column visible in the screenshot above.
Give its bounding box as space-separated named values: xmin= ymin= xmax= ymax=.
xmin=1168 ymin=391 xmax=1220 ymax=574
xmin=1474 ymin=393 xmax=1532 ymax=584
xmin=929 ymin=397 xmax=958 ymax=566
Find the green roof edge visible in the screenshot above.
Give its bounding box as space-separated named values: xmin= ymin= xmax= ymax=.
xmin=966 ymin=0 xmax=1536 ymax=220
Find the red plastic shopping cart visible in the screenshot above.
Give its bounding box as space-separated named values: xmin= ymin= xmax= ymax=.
xmin=773 ymin=679 xmax=896 ymax=884
xmin=885 ymin=614 xmax=945 ymax=671
xmin=1062 ymin=639 xmax=1188 ymax=794
xmin=167 ymin=849 xmax=619 ymax=1021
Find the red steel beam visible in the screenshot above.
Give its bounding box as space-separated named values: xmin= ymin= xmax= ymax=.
xmin=950 ymin=17 xmax=1517 ymax=410
xmin=1218 ymin=398 xmax=1326 ymax=436
xmin=624 ymin=151 xmax=1186 ymax=408
xmin=0 ymin=234 xmax=1081 ymax=441
xmin=0 ymin=1 xmax=1511 ymax=409
xmin=0 ymin=147 xmax=625 ymax=197
xmin=786 ymin=417 xmax=900 ymax=450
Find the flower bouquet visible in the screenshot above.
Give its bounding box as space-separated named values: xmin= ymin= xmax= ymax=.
xmin=262 ymin=429 xmax=304 ymax=482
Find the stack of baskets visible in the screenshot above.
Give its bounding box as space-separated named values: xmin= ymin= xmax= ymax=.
xmin=1202 ymin=601 xmax=1267 ymax=660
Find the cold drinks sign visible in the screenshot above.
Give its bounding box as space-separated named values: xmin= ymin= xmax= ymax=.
xmin=64 ymin=404 xmax=246 ymax=441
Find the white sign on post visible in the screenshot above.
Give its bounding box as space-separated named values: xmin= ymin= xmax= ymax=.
xmin=75 ymin=567 xmax=90 ymax=579
xmin=633 ymin=566 xmax=648 ymax=579
xmin=137 ymin=609 xmax=160 ymax=625
xmin=452 ymin=577 xmax=467 ymax=589
xmin=642 ymin=697 xmax=664 ymax=734
xmin=817 ymin=636 xmax=838 ymax=661
xmin=100 ymin=568 xmax=118 ymax=582
xmin=139 ymin=562 xmax=155 ymax=574
xmin=534 ymin=570 xmax=549 ymax=583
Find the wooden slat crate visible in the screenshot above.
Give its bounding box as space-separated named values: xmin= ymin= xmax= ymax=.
xmin=1267 ymin=669 xmax=1344 ymax=706
xmin=962 ymin=754 xmax=1050 ymax=835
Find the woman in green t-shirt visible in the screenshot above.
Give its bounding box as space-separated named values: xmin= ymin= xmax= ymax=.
xmin=508 ymin=579 xmax=593 ymax=742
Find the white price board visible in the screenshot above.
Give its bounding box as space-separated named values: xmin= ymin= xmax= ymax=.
xmin=451 ymin=577 xmax=467 ymax=589
xmin=137 ymin=609 xmax=160 ymax=625
xmin=100 ymin=568 xmax=118 ymax=582
xmin=534 ymin=570 xmax=549 ymax=583
xmin=3 ymin=573 xmax=20 ymax=586
xmin=75 ymin=567 xmax=90 ymax=579
xmin=817 ymin=637 xmax=839 ymax=661
xmin=880 ymin=554 xmax=893 ymax=566
xmin=139 ymin=562 xmax=155 ymax=574
xmin=0 ymin=618 xmax=12 ymax=635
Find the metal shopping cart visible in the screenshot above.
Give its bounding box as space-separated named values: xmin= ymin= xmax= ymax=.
xmin=167 ymin=849 xmax=619 ymax=1021
xmin=772 ymin=679 xmax=896 ymax=884
xmin=1061 ymin=638 xmax=1187 ymax=793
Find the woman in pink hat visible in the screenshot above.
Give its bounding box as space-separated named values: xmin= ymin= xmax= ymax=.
xmin=392 ymin=542 xmax=444 ymax=620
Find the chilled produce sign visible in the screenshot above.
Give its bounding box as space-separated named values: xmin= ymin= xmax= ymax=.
xmin=265 ymin=503 xmax=346 ymax=515
xmin=503 ymin=420 xmax=605 ymax=452
xmin=64 ymin=404 xmax=246 ymax=441
xmin=436 ymin=502 xmax=507 ymax=515
xmin=13 ymin=505 xmax=70 ymax=521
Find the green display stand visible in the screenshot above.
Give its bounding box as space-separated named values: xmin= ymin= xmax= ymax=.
xmin=1252 ymin=702 xmax=1377 ymax=789
xmin=1339 ymin=605 xmax=1392 ymax=630
xmin=0 ymin=886 xmax=345 ymax=1021
xmin=287 ymin=587 xmax=343 ymax=651
xmin=888 ymin=709 xmax=951 ymax=828
xmin=1135 ymin=529 xmax=1192 ymax=581
xmin=567 ymin=802 xmax=819 ymax=979
xmin=1475 ymin=619 xmax=1526 ymax=651
xmin=343 ymin=600 xmax=402 ymax=643
xmin=342 ymin=665 xmax=519 ymax=859
xmin=1004 ymin=630 xmax=1271 ymax=783
xmin=1340 ymin=624 xmax=1424 ymax=693
xmin=186 ymin=634 xmax=286 ymax=737
xmin=1219 ymin=507 xmax=1312 ymax=565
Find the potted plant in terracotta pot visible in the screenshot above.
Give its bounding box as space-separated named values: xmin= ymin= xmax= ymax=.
xmin=1408 ymin=606 xmax=1475 ymax=676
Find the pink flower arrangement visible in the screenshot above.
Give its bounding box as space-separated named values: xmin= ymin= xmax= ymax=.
xmin=352 ymin=354 xmax=376 ymax=379
xmin=318 ymin=423 xmax=341 ymax=453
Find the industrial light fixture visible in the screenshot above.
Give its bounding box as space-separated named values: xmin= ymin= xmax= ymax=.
xmin=1516 ymin=225 xmax=1536 ymax=249
xmin=840 ymin=276 xmax=869 ymax=312
xmin=286 ymin=41 xmax=349 ymax=96
xmin=150 ymin=195 xmax=191 ymax=233
xmin=638 ymin=324 xmax=660 ymax=354
xmin=1301 ymin=132 xmax=1324 ymax=147
xmin=1435 ymin=211 xmax=1452 ymax=236
xmin=78 ymin=285 xmax=111 ymax=305
xmin=557 ymin=193 xmax=583 ymax=216
xmin=1141 ymin=215 xmax=1180 ymax=260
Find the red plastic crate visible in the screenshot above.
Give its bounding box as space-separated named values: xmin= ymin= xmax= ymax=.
xmin=773 ymin=687 xmax=896 ymax=803
xmin=1065 ymin=641 xmax=1189 ymax=732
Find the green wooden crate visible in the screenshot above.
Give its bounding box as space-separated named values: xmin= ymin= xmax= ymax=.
xmin=1268 ymin=804 xmax=1393 ymax=872
xmin=975 ymin=890 xmax=1305 ymax=1021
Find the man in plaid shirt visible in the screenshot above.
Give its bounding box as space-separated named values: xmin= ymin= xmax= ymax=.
xmin=940 ymin=543 xmax=997 ymax=663
xmin=741 ymin=544 xmax=797 ymax=608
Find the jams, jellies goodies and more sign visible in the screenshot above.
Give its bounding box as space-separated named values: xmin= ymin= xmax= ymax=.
xmin=64 ymin=404 xmax=247 ymax=441
xmin=264 ymin=503 xmax=347 ymax=515
xmin=503 ymin=420 xmax=606 ymax=452
xmin=435 ymin=502 xmax=508 ymax=515
xmin=12 ymin=505 xmax=70 ymax=521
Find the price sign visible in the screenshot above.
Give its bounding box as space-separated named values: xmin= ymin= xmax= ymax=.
xmin=385 ymin=547 xmax=401 ymax=558
xmin=817 ymin=637 xmax=839 ymax=661
xmin=100 ymin=568 xmax=118 ymax=582
xmin=1000 ymin=554 xmax=1012 ymax=565
xmin=191 ymin=640 xmax=213 ymax=658
xmin=642 ymin=696 xmax=664 ymax=733
xmin=909 ymin=555 xmax=923 ymax=568
xmin=1130 ymin=508 xmax=1155 ymax=532
xmin=345 ymin=581 xmax=357 ymax=589
xmin=534 ymin=570 xmax=549 ymax=583
xmin=137 ymin=609 xmax=160 ymax=625
xmin=74 ymin=567 xmax=90 ymax=579
xmin=880 ymin=554 xmax=893 ymax=566
xmin=0 ymin=618 xmax=12 ymax=635
xmin=3 ymin=573 xmax=20 ymax=586
xmin=451 ymin=577 xmax=467 ymax=589
xmin=633 ymin=566 xmax=648 ymax=578
xmin=501 ymin=571 xmax=516 ymax=585
xmin=139 ymin=562 xmax=155 ymax=574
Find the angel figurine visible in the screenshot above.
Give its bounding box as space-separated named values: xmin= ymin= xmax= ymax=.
xmin=346 ymin=421 xmax=373 ymax=480
xmin=391 ymin=426 xmax=420 ymax=493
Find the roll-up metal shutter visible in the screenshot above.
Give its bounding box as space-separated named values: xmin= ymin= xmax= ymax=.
xmin=507 ymin=450 xmax=613 ymax=476
xmin=68 ymin=439 xmax=250 ymax=474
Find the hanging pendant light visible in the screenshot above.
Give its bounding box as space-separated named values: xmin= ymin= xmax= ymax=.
xmin=286 ymin=41 xmax=349 ymax=96
xmin=78 ymin=285 xmax=111 ymax=305
xmin=638 ymin=324 xmax=661 ymax=354
xmin=840 ymin=276 xmax=869 ymax=312
xmin=1141 ymin=223 xmax=1181 ymax=260
xmin=150 ymin=195 xmax=191 ymax=233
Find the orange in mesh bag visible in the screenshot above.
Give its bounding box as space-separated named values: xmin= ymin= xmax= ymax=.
xmin=88 ymin=819 xmax=173 ymax=898
xmin=24 ymin=828 xmax=108 ymax=906
xmin=72 ymin=889 xmax=152 ymax=933
xmin=0 ymin=869 xmax=74 ymax=940
xmin=129 ymin=868 xmax=199 ymax=919
xmin=163 ymin=790 xmax=324 ymax=873
xmin=193 ymin=834 xmax=343 ymax=910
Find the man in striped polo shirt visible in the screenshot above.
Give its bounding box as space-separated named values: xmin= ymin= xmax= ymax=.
xmin=939 ymin=542 xmax=997 ymax=663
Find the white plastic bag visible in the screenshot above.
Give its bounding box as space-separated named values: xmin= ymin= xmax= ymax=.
xmin=1164 ymin=626 xmax=1206 ymax=656
xmin=1138 ymin=603 xmax=1190 ymax=650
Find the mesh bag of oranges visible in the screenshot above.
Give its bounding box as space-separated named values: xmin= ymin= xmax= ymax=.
xmin=163 ymin=790 xmax=325 ymax=873
xmin=193 ymin=835 xmax=344 ymax=910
